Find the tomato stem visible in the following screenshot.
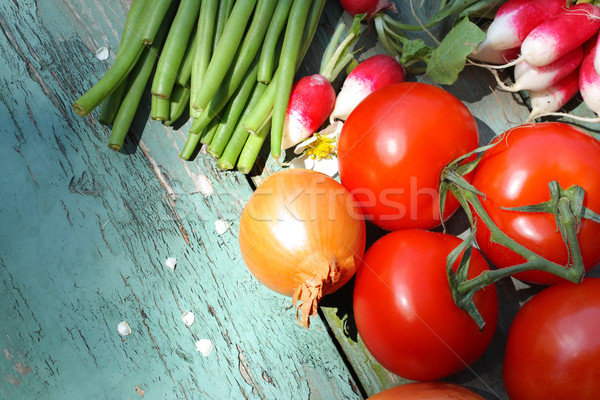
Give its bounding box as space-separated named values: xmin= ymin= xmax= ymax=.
xmin=442 ymin=164 xmax=589 ymax=327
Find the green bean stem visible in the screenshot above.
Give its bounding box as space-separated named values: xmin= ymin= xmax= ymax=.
xmin=188 ymin=0 xmax=276 ymax=132
xmin=107 ymin=10 xmax=171 ymax=151
xmin=241 ymin=0 xmax=325 ymax=135
xmin=207 ymin=64 xmax=260 ymax=158
xmin=191 ymin=0 xmax=258 ymax=112
xmin=237 ymin=119 xmax=271 ymax=174
xmin=141 ymin=0 xmax=174 ymax=44
xmin=151 ymin=95 xmax=170 ymax=121
xmin=175 ymin=25 xmax=198 ymax=88
xmin=257 ymin=0 xmax=294 ymax=83
xmin=190 ymin=0 xmax=218 ymax=119
xmin=99 ymin=0 xmax=148 ymax=125
xmin=151 ymin=0 xmax=201 ymax=99
xmin=217 ymin=82 xmax=268 ymax=170
xmin=165 ymin=85 xmax=190 ymax=126
xmin=270 ymin=0 xmax=313 ymax=159
xmin=212 ymin=0 xmax=235 ymax=52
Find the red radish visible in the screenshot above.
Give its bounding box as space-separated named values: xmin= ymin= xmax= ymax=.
xmin=526 ymin=69 xmax=580 ymax=123
xmin=594 ymin=32 xmax=600 ymax=75
xmin=578 ymin=43 xmax=600 ymax=117
xmin=494 ymin=46 xmax=583 ymax=92
xmin=476 ymin=0 xmax=567 ymax=52
xmin=339 ymin=0 xmax=396 ymax=19
xmin=527 ymin=43 xmax=600 ymax=122
xmin=329 ymin=54 xmax=405 ymax=122
xmin=499 ymin=3 xmax=600 ymax=68
xmin=281 ymin=74 xmax=336 ymax=149
xmin=469 ymin=46 xmax=520 ymax=65
xmin=280 ymin=15 xmax=363 ymax=150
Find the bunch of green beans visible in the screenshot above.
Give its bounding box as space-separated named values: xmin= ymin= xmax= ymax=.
xmin=73 ymin=0 xmax=326 ymax=174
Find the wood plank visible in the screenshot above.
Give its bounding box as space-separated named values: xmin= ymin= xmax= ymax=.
xmin=0 ymin=1 xmax=363 ymax=398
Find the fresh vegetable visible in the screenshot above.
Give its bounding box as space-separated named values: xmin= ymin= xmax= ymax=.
xmin=337 ymin=0 xmax=499 ymax=84
xmin=503 ymin=278 xmax=600 ymax=400
xmin=494 ymin=46 xmax=583 ymax=92
xmin=337 ymin=82 xmax=479 ymax=231
xmin=470 ymin=122 xmax=600 ymax=285
xmin=526 ymin=68 xmax=580 ymax=123
xmin=367 ymin=382 xmax=485 ymax=400
xmin=353 ymin=229 xmax=498 ymax=381
xmin=280 ymin=75 xmax=336 ymax=150
xmin=499 ymin=3 xmax=600 ymax=67
xmin=579 ymin=42 xmax=600 ymax=116
xmin=475 ymin=0 xmax=567 ymax=53
xmin=238 ymin=168 xmax=366 ymax=328
xmin=468 ymin=46 xmax=519 ymax=65
xmin=270 ymin=0 xmax=314 ymax=160
xmin=280 ymin=14 xmax=363 ymax=150
xmin=329 ymin=54 xmax=405 ymax=122
xmin=338 ymin=0 xmax=396 ymax=19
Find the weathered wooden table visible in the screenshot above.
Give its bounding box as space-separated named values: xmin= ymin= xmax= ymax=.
xmin=2 ymin=1 xmax=598 ymax=399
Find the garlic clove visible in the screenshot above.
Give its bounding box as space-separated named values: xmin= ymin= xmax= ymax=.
xmin=215 ymin=220 xmax=229 ymax=235
xmin=195 ymin=339 xmax=213 ymax=357
xmin=181 ymin=310 xmax=195 ymax=326
xmin=95 ymin=47 xmax=109 ymax=60
xmin=165 ymin=257 xmax=177 ymax=271
xmin=117 ymin=321 xmax=131 ymax=336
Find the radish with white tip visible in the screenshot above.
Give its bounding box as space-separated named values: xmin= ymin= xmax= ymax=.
xmin=280 ymin=15 xmax=363 ymax=150
xmin=528 ymin=43 xmax=600 ymax=122
xmin=476 ymin=0 xmax=567 ymax=53
xmin=492 ymin=46 xmax=583 ymax=93
xmin=526 ymin=69 xmax=580 ymax=123
xmin=469 ymin=46 xmax=520 ymax=65
xmin=329 ymin=54 xmax=405 ymax=122
xmin=493 ymin=3 xmax=600 ymax=68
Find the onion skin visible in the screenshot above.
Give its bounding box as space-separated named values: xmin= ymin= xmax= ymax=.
xmin=238 ymin=169 xmax=366 ymax=328
xmin=367 ymin=382 xmax=485 ymax=399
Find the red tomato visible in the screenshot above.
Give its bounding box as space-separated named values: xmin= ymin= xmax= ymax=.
xmin=367 ymin=382 xmax=485 ymax=399
xmin=337 ymin=82 xmax=479 ymax=231
xmin=471 ymin=122 xmax=600 ymax=285
xmin=503 ymin=278 xmax=600 ymax=399
xmin=353 ymin=230 xmax=498 ymax=381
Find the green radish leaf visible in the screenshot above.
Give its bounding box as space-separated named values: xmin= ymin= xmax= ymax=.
xmin=426 ymin=17 xmax=485 ymax=85
xmin=399 ymin=37 xmax=431 ymax=65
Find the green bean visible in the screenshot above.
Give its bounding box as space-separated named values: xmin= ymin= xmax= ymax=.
xmin=270 ymin=0 xmax=312 ymax=159
xmin=141 ymin=0 xmax=174 ymax=44
xmin=241 ymin=0 xmax=325 ymax=135
xmin=257 ymin=0 xmax=293 ymax=83
xmin=107 ymin=9 xmax=170 ymax=151
xmin=236 ymin=119 xmax=271 ymax=174
xmin=188 ymin=0 xmax=276 ymax=132
xmin=207 ymin=64 xmax=260 ymax=158
xmin=192 ymin=0 xmax=258 ymax=112
xmin=190 ymin=0 xmax=218 ymax=118
xmin=151 ymin=0 xmax=201 ymax=99
xmin=151 ymin=95 xmax=170 ymax=121
xmin=73 ymin=18 xmax=146 ymax=116
xmin=99 ymin=0 xmax=148 ymax=125
xmin=164 ymin=85 xmax=190 ymax=126
xmin=175 ymin=25 xmax=198 ymax=88
xmin=217 ymin=82 xmax=268 ymax=170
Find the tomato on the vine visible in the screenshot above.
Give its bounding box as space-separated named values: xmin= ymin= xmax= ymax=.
xmin=337 ymin=82 xmax=479 ymax=231
xmin=471 ymin=122 xmax=600 ymax=285
xmin=503 ymin=278 xmax=600 ymax=400
xmin=353 ymin=230 xmax=498 ymax=381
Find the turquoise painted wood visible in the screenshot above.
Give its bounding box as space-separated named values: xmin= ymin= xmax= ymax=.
xmin=2 ymin=1 xmax=599 ymax=400
xmin=0 ymin=1 xmax=362 ymax=399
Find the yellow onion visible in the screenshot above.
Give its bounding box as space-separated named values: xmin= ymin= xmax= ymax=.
xmin=239 ymin=168 xmax=366 ymax=328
